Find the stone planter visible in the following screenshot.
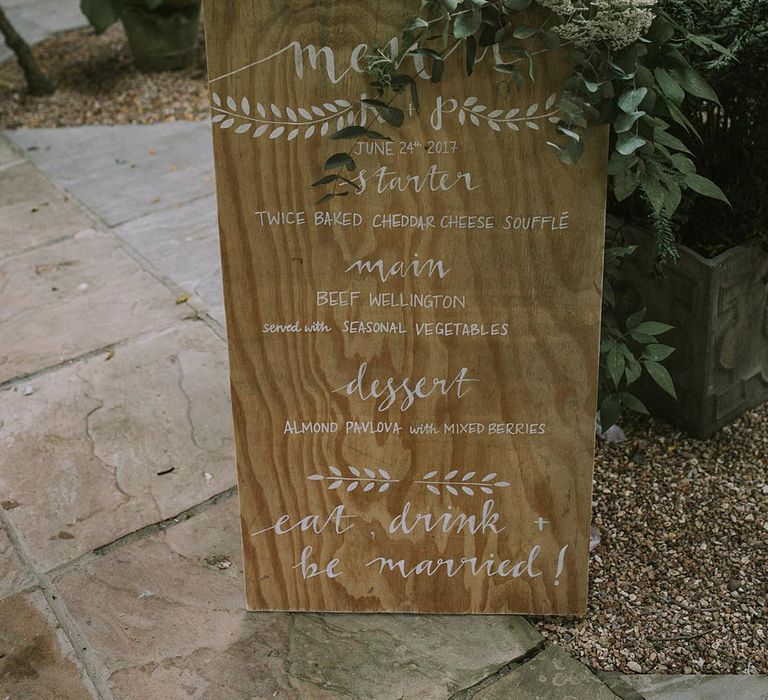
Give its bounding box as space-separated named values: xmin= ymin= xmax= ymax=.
xmin=121 ymin=0 xmax=201 ymax=72
xmin=616 ymin=222 xmax=768 ymax=438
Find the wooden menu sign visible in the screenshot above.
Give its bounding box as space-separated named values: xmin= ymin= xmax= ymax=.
xmin=203 ymin=0 xmax=607 ymax=615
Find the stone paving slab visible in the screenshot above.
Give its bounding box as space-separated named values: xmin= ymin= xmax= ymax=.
xmin=626 ymin=674 xmax=768 ymax=700
xmin=0 ymin=588 xmax=98 ymax=699
xmin=0 ymin=0 xmax=84 ymax=64
xmin=0 ymin=137 xmax=22 ymax=167
xmin=0 ymin=227 xmax=188 ymax=383
xmin=6 ymin=123 xmax=216 ymax=226
xmin=52 ymin=494 xmax=543 ymax=700
xmin=0 ymin=520 xmax=34 ymax=601
xmin=0 ymin=321 xmax=234 ymax=572
xmin=114 ymin=194 xmax=225 ymax=326
xmin=0 ymin=160 xmax=92 ymax=259
xmin=474 ymin=646 xmax=619 ymax=699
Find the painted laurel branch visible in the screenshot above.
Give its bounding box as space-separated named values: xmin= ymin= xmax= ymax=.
xmin=308 ymin=466 xmax=395 ymax=493
xmin=417 ymin=471 xmax=511 ymax=496
xmin=210 ymin=93 xmax=356 ymax=140
xmin=456 ymin=93 xmax=559 ymax=132
xmin=306 ymin=468 xmax=512 ymax=497
xmin=210 ymin=93 xmax=561 ymax=139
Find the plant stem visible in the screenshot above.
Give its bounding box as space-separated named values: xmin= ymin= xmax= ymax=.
xmin=0 ymin=5 xmax=54 ymax=96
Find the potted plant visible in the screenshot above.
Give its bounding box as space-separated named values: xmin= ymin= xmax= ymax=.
xmin=80 ymin=0 xmax=201 ymax=71
xmin=614 ymin=0 xmax=768 ymax=437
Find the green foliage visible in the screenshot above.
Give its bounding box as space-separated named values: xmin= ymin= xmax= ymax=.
xmin=312 ymin=0 xmax=710 ymax=424
xmin=600 ymin=246 xmax=676 ymax=427
xmin=662 ymin=0 xmax=768 ymax=254
xmin=315 ymin=0 xmax=727 ymax=233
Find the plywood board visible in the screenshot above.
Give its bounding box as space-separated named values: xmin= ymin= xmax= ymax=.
xmin=203 ymin=0 xmax=607 ymax=615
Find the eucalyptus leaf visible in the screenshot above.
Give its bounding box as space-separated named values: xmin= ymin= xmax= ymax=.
xmin=616 ymin=132 xmax=646 ymax=156
xmin=454 ymin=8 xmax=482 ymax=39
xmin=618 ymin=87 xmax=647 ymax=113
xmin=324 ymin=152 xmax=356 ymax=171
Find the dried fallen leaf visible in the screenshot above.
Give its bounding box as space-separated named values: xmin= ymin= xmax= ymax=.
xmin=175 ymin=293 xmax=190 ymax=304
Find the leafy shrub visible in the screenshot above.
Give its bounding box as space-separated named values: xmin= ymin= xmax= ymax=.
xmin=660 ymin=0 xmax=768 ymax=255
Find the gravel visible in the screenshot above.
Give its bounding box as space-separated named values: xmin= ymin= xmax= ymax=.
xmin=537 ymin=406 xmax=767 ymax=675
xmin=0 ymin=24 xmax=209 ymax=129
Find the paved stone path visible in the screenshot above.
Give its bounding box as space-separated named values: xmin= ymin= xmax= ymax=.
xmin=1 ymin=125 xmax=766 ymax=699
xmin=0 ymin=0 xmax=85 ymax=64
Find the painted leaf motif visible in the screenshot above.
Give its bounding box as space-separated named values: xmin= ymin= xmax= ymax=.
xmin=446 ymin=485 xmax=459 ymax=496
xmin=445 ymin=470 xmax=458 ymax=480
xmin=346 ymin=481 xmax=358 ymax=492
xmin=464 ymin=96 xmax=478 ymax=107
xmin=472 ymin=104 xmax=487 ymax=113
xmin=226 ymin=95 xmax=237 ymax=111
xmin=256 ymin=103 xmax=266 ymax=118
xmin=271 ymin=104 xmax=282 ymax=118
xmin=321 ymin=121 xmax=330 ymax=136
xmin=336 ymin=99 xmax=351 ymax=107
xmin=427 ymin=485 xmax=440 ymax=495
xmin=337 ymin=116 xmax=345 ymax=131
xmin=287 ymin=128 xmax=299 ymax=140
xmin=462 ymin=472 xmax=476 ymax=481
xmin=506 ymin=108 xmax=520 ymax=118
xmin=253 ymin=125 xmax=268 ymax=137
xmin=526 ymin=122 xmax=539 ymax=130
xmin=489 ymin=121 xmax=501 ymax=132
xmin=220 ymin=118 xmax=235 ymax=129
xmin=363 ymin=482 xmax=375 ymax=492
xmin=212 ymin=93 xmax=221 ymax=107
xmin=379 ymin=483 xmax=391 ymax=493
xmin=298 ymin=107 xmax=313 ymax=120
xmin=507 ymin=123 xmax=520 ymax=131
xmin=462 ymin=486 xmax=475 ymax=496
xmin=270 ymin=126 xmax=284 ymax=138
xmin=308 ymin=474 xmax=323 ymax=481
xmin=482 ymin=473 xmax=497 ymax=482
xmin=480 ymin=486 xmax=493 ymax=494
xmin=469 ymin=113 xmax=481 ymax=126
xmin=379 ymin=469 xmax=391 ymax=480
xmin=495 ymin=481 xmax=511 ymax=487
xmin=241 ymin=97 xmax=250 ymax=115
xmin=235 ymin=123 xmax=252 ymax=134
xmin=328 ymin=480 xmax=342 ymax=489
xmin=364 ymin=468 xmax=376 ymax=479
xmin=546 ymin=92 xmax=557 ymax=109
xmin=329 ymin=466 xmax=342 ymax=476
xmin=423 ymin=471 xmax=438 ymax=480
xmin=211 ymin=114 xmax=225 ymax=123
xmin=304 ymin=125 xmax=315 ymax=138
xmin=286 ymin=106 xmax=297 ymax=122
xmin=526 ymin=103 xmax=539 ymax=116
xmin=458 ymin=110 xmax=466 ymax=125
xmin=349 ymin=466 xmax=361 ymax=477
xmin=324 ymin=102 xmax=338 ymax=113
xmin=311 ymin=105 xmax=325 ymax=117
xmin=488 ymin=109 xmax=504 ymax=118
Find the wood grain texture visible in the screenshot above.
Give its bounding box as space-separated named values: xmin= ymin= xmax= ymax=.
xmin=203 ymin=0 xmax=607 ymax=615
